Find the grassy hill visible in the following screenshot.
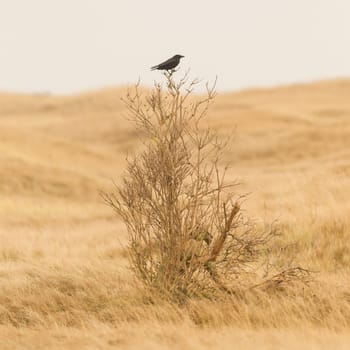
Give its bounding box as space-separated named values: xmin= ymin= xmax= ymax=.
xmin=0 ymin=79 xmax=350 ymax=349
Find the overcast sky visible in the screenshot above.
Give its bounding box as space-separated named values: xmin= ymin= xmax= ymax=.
xmin=0 ymin=0 xmax=349 ymax=94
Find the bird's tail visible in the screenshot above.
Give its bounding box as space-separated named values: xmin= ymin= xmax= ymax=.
xmin=150 ymin=65 xmax=158 ymax=71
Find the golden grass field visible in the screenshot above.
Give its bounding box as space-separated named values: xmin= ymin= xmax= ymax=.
xmin=0 ymin=78 xmax=350 ymax=349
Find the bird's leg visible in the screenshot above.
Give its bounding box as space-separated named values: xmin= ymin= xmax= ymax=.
xmin=167 ymin=68 xmax=177 ymax=76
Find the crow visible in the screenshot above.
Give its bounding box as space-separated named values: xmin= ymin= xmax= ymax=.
xmin=151 ymin=54 xmax=184 ymax=71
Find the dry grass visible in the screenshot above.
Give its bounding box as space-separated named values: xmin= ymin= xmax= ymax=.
xmin=0 ymin=79 xmax=350 ymax=348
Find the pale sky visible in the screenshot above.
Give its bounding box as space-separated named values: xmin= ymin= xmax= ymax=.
xmin=0 ymin=0 xmax=349 ymax=94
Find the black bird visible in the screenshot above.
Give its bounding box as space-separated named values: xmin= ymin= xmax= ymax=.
xmin=151 ymin=54 xmax=184 ymax=71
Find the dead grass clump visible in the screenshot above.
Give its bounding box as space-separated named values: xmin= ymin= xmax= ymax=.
xmin=186 ymin=282 xmax=350 ymax=330
xmin=103 ymin=73 xmax=308 ymax=301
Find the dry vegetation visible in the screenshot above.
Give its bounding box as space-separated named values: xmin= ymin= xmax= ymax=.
xmin=0 ymin=78 xmax=350 ymax=349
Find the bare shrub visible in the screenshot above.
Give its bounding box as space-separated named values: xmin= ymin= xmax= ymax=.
xmin=103 ymin=73 xmax=307 ymax=301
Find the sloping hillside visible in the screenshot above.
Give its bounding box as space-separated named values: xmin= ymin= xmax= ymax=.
xmin=1 ymin=79 xmax=349 ymax=226
xmin=1 ymin=79 xmax=350 ymax=349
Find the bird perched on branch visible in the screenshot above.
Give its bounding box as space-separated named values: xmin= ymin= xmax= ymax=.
xmin=151 ymin=54 xmax=184 ymax=72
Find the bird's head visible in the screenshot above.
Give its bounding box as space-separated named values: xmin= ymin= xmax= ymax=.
xmin=174 ymin=54 xmax=185 ymax=59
